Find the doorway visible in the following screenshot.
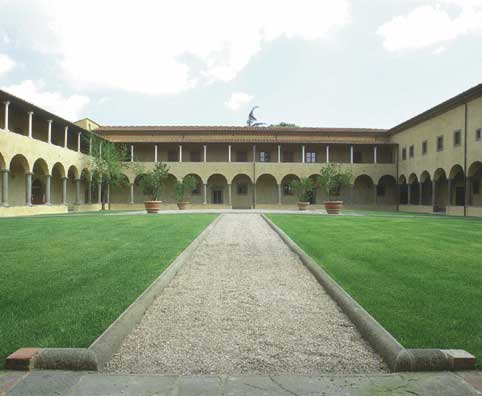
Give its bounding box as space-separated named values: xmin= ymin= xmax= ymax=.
xmin=212 ymin=190 xmax=223 ymax=204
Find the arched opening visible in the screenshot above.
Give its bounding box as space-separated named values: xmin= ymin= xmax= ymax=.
xmin=231 ymin=174 xmax=253 ymax=209
xmin=408 ymin=173 xmax=420 ymax=205
xmin=468 ymin=161 xmax=482 ymax=207
xmin=433 ymin=168 xmax=448 ymax=211
xmin=207 ymin=174 xmax=228 ymax=205
xmin=353 ymin=174 xmax=375 ymax=205
xmin=32 ymin=158 xmax=49 ymax=205
xmin=184 ymin=174 xmax=204 ymax=205
xmin=51 ymin=162 xmax=66 ymax=205
xmin=81 ymin=169 xmax=91 ymax=204
xmin=67 ymin=165 xmax=80 ymax=204
xmin=256 ymin=174 xmax=278 ymax=205
xmin=449 ymin=164 xmax=465 ymax=206
xmin=280 ymin=174 xmax=299 ymax=205
xmin=420 ymin=171 xmax=432 ymax=206
xmin=9 ymin=154 xmax=30 ymax=206
xmin=0 ymin=152 xmax=5 ymax=204
xmin=399 ymin=175 xmax=408 ymax=205
xmin=377 ymin=175 xmax=397 ymax=205
xmin=111 ymin=174 xmax=130 ymax=204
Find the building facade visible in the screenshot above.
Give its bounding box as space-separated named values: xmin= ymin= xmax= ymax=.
xmin=0 ymin=83 xmax=481 ymax=217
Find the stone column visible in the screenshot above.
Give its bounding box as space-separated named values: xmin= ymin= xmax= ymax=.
xmin=47 ymin=120 xmax=52 ymax=144
xmin=26 ymin=172 xmax=32 ymax=206
xmin=75 ymin=178 xmax=81 ymax=205
xmin=374 ymin=145 xmax=377 ymax=164
xmin=302 ymin=145 xmax=305 ymax=163
xmin=107 ymin=183 xmax=111 ymax=207
xmin=350 ymin=145 xmax=354 ymax=164
xmin=62 ymin=177 xmax=68 ymax=205
xmin=407 ymin=183 xmax=411 ymax=205
xmin=447 ymin=179 xmax=452 ymax=206
xmin=77 ymin=132 xmax=81 ymax=153
xmin=349 ymin=184 xmax=354 ymax=204
xmin=3 ymin=101 xmax=10 ymax=131
xmin=228 ymin=145 xmax=232 ymax=162
xmin=155 ymin=145 xmax=158 ymax=163
xmin=130 ymin=145 xmax=134 ymax=162
xmin=28 ymin=111 xmax=33 ymax=138
xmin=374 ymin=184 xmax=378 ymax=205
xmin=203 ymin=145 xmax=207 ymax=163
xmin=179 ymin=145 xmax=182 ymax=162
xmin=45 ymin=175 xmax=51 ymax=205
xmin=419 ymin=183 xmax=422 ymax=205
xmin=88 ymin=178 xmax=92 ymax=204
xmin=64 ymin=126 xmax=68 ymax=148
xmin=99 ymin=142 xmax=103 ymax=158
xmin=203 ymin=183 xmax=207 ymax=204
xmin=1 ymin=170 xmax=9 ymax=206
xmin=252 ymin=145 xmax=256 ymax=163
xmin=277 ymin=183 xmax=282 ymax=205
xmin=253 ymin=182 xmax=256 ymax=208
xmin=277 ymin=145 xmax=281 ymax=163
xmin=227 ymin=184 xmax=232 ymax=206
xmin=130 ymin=183 xmax=134 ymax=204
xmin=89 ymin=137 xmax=92 ymax=155
xmin=432 ymin=180 xmax=436 ymax=207
xmin=326 ymin=145 xmax=330 ymax=163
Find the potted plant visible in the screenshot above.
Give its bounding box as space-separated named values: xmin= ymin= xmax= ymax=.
xmin=138 ymin=162 xmax=170 ymax=213
xmin=174 ymin=175 xmax=196 ymax=210
xmin=289 ymin=177 xmax=315 ymax=210
xmin=318 ymin=163 xmax=352 ymax=214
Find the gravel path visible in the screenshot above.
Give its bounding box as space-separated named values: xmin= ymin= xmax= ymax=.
xmin=105 ymin=214 xmax=387 ymax=375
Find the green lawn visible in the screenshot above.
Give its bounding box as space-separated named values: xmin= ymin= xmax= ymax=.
xmin=268 ymin=214 xmax=482 ymax=363
xmin=0 ymin=213 xmax=216 ymax=367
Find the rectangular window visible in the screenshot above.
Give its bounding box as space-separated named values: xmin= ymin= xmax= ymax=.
xmin=409 ymin=145 xmax=414 ymax=158
xmin=236 ymin=151 xmax=247 ymax=162
xmin=259 ymin=151 xmax=270 ymax=162
xmin=402 ymin=147 xmax=407 ymax=160
xmin=167 ymin=151 xmax=178 ymax=161
xmin=476 ymin=128 xmax=481 ymax=141
xmin=454 ymin=130 xmax=461 ymax=147
xmin=422 ymin=140 xmax=428 ymax=155
xmin=437 ymin=136 xmax=444 ymax=152
xmin=305 ymin=152 xmax=317 ymax=163
xmin=283 ymin=151 xmax=294 ymax=162
xmin=190 ymin=151 xmax=201 ymax=162
xmin=237 ymin=183 xmax=248 ymax=195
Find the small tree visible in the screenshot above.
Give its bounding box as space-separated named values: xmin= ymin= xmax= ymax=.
xmin=138 ymin=162 xmax=170 ymax=201
xmin=318 ymin=164 xmax=353 ymax=201
xmin=90 ymin=136 xmax=130 ymax=210
xmin=174 ymin=175 xmax=197 ymax=202
xmin=289 ymin=177 xmax=314 ymax=202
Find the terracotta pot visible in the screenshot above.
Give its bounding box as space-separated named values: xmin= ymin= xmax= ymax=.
xmin=177 ymin=201 xmax=189 ymax=210
xmin=297 ymin=202 xmax=310 ymax=211
xmin=144 ymin=200 xmax=162 ymax=213
xmin=324 ymin=201 xmax=343 ymax=215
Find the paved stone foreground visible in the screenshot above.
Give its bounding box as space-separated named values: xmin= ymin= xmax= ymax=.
xmin=106 ymin=214 xmax=385 ymax=374
xmin=1 ymin=370 xmax=482 ymax=396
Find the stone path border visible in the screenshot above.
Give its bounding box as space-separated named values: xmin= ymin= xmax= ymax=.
xmin=261 ymin=214 xmax=476 ymax=372
xmin=6 ymin=215 xmax=222 ymax=371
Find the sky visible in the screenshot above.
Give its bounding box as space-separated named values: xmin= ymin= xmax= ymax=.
xmin=0 ymin=0 xmax=481 ymax=128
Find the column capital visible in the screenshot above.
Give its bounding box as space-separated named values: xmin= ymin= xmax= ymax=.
xmin=0 ymin=168 xmax=9 ymax=174
xmin=25 ymin=171 xmax=33 ymax=176
xmin=47 ymin=119 xmax=53 ymax=124
xmin=4 ymin=101 xmax=10 ymax=106
xmin=28 ymin=111 xmax=34 ymax=115
xmin=62 ymin=176 xmax=68 ymax=181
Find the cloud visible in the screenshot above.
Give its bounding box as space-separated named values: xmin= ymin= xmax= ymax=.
xmin=26 ymin=0 xmax=350 ymax=95
xmin=225 ymin=92 xmax=254 ymax=111
xmin=2 ymin=80 xmax=90 ymax=121
xmin=377 ymin=2 xmax=482 ymax=52
xmin=0 ymin=53 xmax=15 ymax=75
